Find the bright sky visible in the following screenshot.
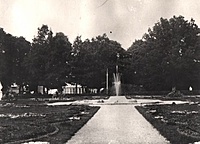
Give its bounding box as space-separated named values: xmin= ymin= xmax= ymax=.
xmin=1 ymin=0 xmax=200 ymax=49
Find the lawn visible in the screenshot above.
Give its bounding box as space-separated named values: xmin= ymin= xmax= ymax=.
xmin=0 ymin=100 xmax=99 ymax=144
xmin=136 ymin=102 xmax=200 ymax=144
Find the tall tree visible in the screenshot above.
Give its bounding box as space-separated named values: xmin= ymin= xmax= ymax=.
xmin=45 ymin=32 xmax=72 ymax=91
xmin=0 ymin=28 xmax=8 ymax=93
xmin=12 ymin=37 xmax=31 ymax=93
xmin=0 ymin=28 xmax=31 ymax=94
xmin=25 ymin=25 xmax=53 ymax=93
xmin=128 ymin=16 xmax=200 ymax=90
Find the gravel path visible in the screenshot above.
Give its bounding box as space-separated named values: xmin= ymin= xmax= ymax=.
xmin=67 ymin=96 xmax=169 ymax=144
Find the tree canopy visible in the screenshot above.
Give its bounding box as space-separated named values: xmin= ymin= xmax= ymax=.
xmin=0 ymin=28 xmax=31 ymax=93
xmin=1 ymin=15 xmax=200 ymax=94
xmin=72 ymin=34 xmax=125 ymax=91
xmin=127 ymin=16 xmax=200 ymax=90
xmin=25 ymin=25 xmax=72 ymax=93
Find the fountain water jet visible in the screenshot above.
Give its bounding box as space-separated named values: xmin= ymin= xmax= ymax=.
xmin=113 ymin=65 xmax=121 ymax=96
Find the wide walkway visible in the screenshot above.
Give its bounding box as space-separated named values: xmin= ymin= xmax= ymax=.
xmin=67 ymin=96 xmax=169 ymax=144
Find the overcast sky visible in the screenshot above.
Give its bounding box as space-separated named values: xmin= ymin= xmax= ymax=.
xmin=1 ymin=0 xmax=200 ymax=49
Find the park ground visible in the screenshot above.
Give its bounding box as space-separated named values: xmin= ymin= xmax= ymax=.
xmin=128 ymin=95 xmax=200 ymax=144
xmin=0 ymin=97 xmax=102 ymax=144
xmin=0 ymin=95 xmax=200 ymax=143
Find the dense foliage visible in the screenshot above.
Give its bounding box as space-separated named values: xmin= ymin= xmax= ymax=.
xmin=0 ymin=15 xmax=200 ymax=94
xmin=72 ymin=34 xmax=125 ymax=91
xmin=127 ymin=16 xmax=200 ymax=91
xmin=0 ymin=28 xmax=31 ymax=93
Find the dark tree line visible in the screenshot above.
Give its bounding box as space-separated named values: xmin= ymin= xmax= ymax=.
xmin=0 ymin=15 xmax=200 ymax=94
xmin=127 ymin=16 xmax=200 ymax=91
xmin=0 ymin=25 xmax=125 ymax=94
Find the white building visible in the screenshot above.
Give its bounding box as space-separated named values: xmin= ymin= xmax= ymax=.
xmin=62 ymin=83 xmax=86 ymax=94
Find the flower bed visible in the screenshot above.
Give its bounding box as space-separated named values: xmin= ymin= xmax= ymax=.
xmin=0 ymin=101 xmax=99 ymax=143
xmin=136 ymin=103 xmax=200 ymax=144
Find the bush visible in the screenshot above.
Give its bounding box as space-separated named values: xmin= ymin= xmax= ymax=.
xmin=167 ymin=90 xmax=184 ymax=97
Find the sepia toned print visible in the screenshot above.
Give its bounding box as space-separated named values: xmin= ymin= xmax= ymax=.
xmin=0 ymin=0 xmax=200 ymax=143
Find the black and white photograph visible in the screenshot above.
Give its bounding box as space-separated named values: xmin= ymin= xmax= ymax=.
xmin=0 ymin=0 xmax=200 ymax=143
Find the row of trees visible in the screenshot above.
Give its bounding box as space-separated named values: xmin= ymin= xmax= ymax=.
xmin=0 ymin=15 xmax=200 ymax=94
xmin=0 ymin=25 xmax=125 ymax=94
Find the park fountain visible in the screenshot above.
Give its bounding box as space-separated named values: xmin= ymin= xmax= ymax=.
xmin=113 ymin=65 xmax=121 ymax=96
